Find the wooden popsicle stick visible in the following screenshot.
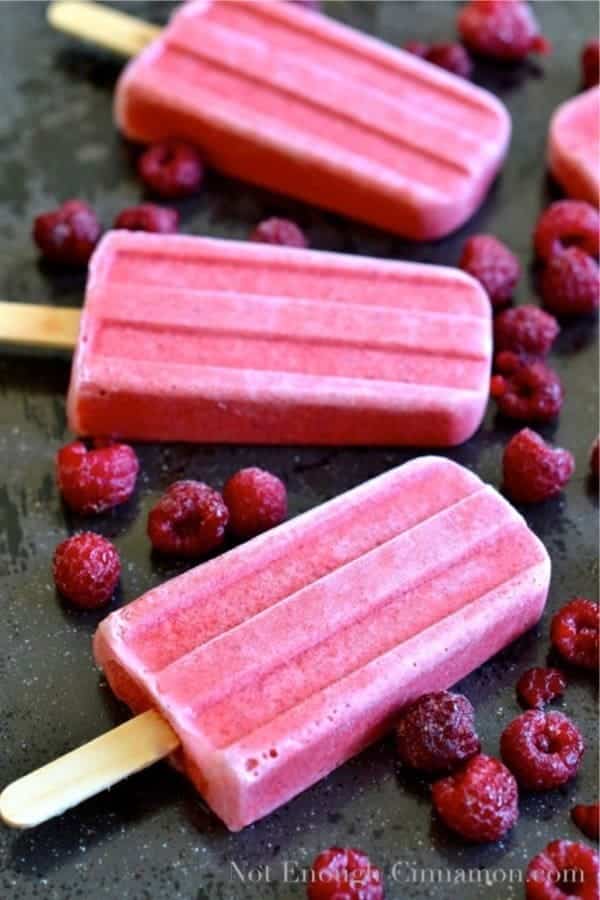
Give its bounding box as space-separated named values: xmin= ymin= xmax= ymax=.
xmin=0 ymin=711 xmax=180 ymax=829
xmin=47 ymin=0 xmax=160 ymax=58
xmin=0 ymin=302 xmax=80 ymax=351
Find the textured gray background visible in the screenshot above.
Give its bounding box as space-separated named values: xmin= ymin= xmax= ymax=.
xmin=0 ymin=2 xmax=598 ymax=899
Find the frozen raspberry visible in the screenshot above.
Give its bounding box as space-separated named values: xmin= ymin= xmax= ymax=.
xmin=138 ymin=140 xmax=204 ymax=199
xmin=540 ymin=248 xmax=600 ymax=318
xmin=250 ymin=217 xmax=308 ymax=248
xmin=525 ymin=840 xmax=599 ymax=900
xmin=396 ymin=691 xmax=480 ymax=772
xmin=56 ymin=440 xmax=139 ymax=514
xmin=590 ymin=437 xmax=600 ymax=480
xmin=223 ymin=467 xmax=287 ymax=540
xmin=425 ymin=43 xmax=473 ymax=78
xmin=53 ymin=532 xmax=120 ymax=609
xmin=517 ymin=667 xmax=567 ymax=709
xmin=113 ymin=203 xmax=179 ymax=234
xmin=404 ymin=41 xmax=429 ymax=58
xmin=33 ymin=200 xmax=101 ymax=266
xmin=494 ymin=349 xmax=527 ymax=374
xmin=572 ymin=803 xmax=600 ymax=841
xmin=500 ymin=710 xmax=584 ymax=790
xmin=582 ymin=40 xmax=600 ymax=89
xmin=494 ymin=306 xmax=559 ymax=358
xmin=432 ymin=754 xmax=518 ymax=843
xmin=147 ymin=481 xmax=229 ymax=557
xmin=551 ymin=598 xmax=599 ymax=671
xmin=491 ymin=361 xmax=564 ymax=423
xmin=307 ymin=847 xmax=384 ymax=900
xmin=503 ymin=429 xmax=574 ymax=503
xmin=459 ymin=235 xmax=521 ymax=309
xmin=457 ymin=0 xmax=551 ymax=62
xmin=534 ymin=201 xmax=600 ymax=261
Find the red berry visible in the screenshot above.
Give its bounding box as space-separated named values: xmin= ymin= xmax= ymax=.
xmin=250 ymin=217 xmax=308 ymax=248
xmin=491 ymin=361 xmax=564 ymax=423
xmin=458 ymin=0 xmax=551 ymax=62
xmin=425 ymin=43 xmax=473 ymax=78
xmin=534 ymin=200 xmax=600 ymax=261
xmin=459 ymin=235 xmax=521 ymax=309
xmin=307 ymin=847 xmax=384 ymax=900
xmin=551 ymin=598 xmax=599 ymax=671
xmin=572 ymin=803 xmax=600 ymax=842
xmin=396 ymin=691 xmax=480 ymax=772
xmin=590 ymin=437 xmax=600 ymax=480
xmin=500 ymin=710 xmax=584 ymax=790
xmin=147 ymin=481 xmax=229 ymax=557
xmin=503 ymin=429 xmax=574 ymax=503
xmin=517 ymin=667 xmax=567 ymax=709
xmin=494 ymin=306 xmax=560 ymax=358
xmin=404 ymin=41 xmax=429 ymax=58
xmin=494 ymin=349 xmax=527 ymax=374
xmin=432 ymin=754 xmax=518 ymax=843
xmin=223 ymin=467 xmax=287 ymax=540
xmin=582 ymin=40 xmax=600 ymax=89
xmin=540 ymin=248 xmax=600 ymax=318
xmin=33 ymin=200 xmax=101 ymax=266
xmin=138 ymin=140 xmax=204 ymax=199
xmin=113 ymin=203 xmax=179 ymax=234
xmin=526 ymin=840 xmax=599 ymax=900
xmin=53 ymin=532 xmax=120 ymax=608
xmin=56 ymin=440 xmax=139 ymax=514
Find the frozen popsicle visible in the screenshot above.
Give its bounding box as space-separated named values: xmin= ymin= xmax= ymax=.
xmin=64 ymin=230 xmax=492 ymax=446
xmin=0 ymin=457 xmax=550 ymax=830
xmin=95 ymin=456 xmax=551 ymax=831
xmin=548 ymin=87 xmax=600 ymax=206
xmin=48 ymin=0 xmax=511 ymax=239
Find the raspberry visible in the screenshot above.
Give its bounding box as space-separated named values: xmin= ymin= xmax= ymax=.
xmin=53 ymin=532 xmax=120 ymax=609
xmin=582 ymin=40 xmax=600 ymax=89
xmin=138 ymin=140 xmax=204 ymax=199
xmin=432 ymin=754 xmax=518 ymax=843
xmin=551 ymin=598 xmax=599 ymax=671
xmin=572 ymin=803 xmax=600 ymax=841
xmin=113 ymin=204 xmax=179 ymax=234
xmin=540 ymin=248 xmax=600 ymax=318
xmin=494 ymin=306 xmax=560 ymax=358
xmin=502 ymin=429 xmax=574 ymax=503
xmin=33 ymin=200 xmax=101 ymax=266
xmin=459 ymin=235 xmax=521 ymax=309
xmin=56 ymin=440 xmax=139 ymax=514
xmin=494 ymin=349 xmax=527 ymax=374
xmin=526 ymin=840 xmax=599 ymax=900
xmin=395 ymin=691 xmax=481 ymax=772
xmin=223 ymin=467 xmax=287 ymax=540
xmin=458 ymin=0 xmax=551 ymax=62
xmin=500 ymin=710 xmax=584 ymax=790
xmin=590 ymin=437 xmax=600 ymax=480
xmin=147 ymin=481 xmax=229 ymax=557
xmin=425 ymin=43 xmax=473 ymax=78
xmin=250 ymin=217 xmax=308 ymax=248
xmin=534 ymin=201 xmax=600 ymax=261
xmin=516 ymin=667 xmax=567 ymax=709
xmin=307 ymin=848 xmax=384 ymax=900
xmin=491 ymin=362 xmax=564 ymax=423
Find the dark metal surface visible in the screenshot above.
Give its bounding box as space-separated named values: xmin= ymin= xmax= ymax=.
xmin=0 ymin=2 xmax=598 ymax=898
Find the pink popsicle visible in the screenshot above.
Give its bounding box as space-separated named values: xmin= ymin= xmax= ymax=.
xmin=94 ymin=456 xmax=550 ymax=831
xmin=67 ymin=231 xmax=492 ymax=447
xmin=114 ymin=0 xmax=510 ymax=239
xmin=548 ymin=87 xmax=600 ymax=206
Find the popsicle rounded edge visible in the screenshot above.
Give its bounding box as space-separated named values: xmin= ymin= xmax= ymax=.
xmin=547 ymin=86 xmax=600 ymax=206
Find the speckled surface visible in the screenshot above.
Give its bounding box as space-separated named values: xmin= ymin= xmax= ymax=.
xmin=0 ymin=2 xmax=598 ymax=898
